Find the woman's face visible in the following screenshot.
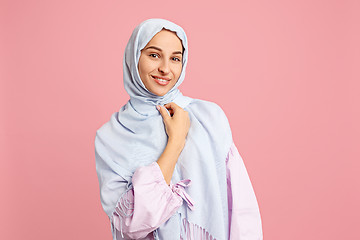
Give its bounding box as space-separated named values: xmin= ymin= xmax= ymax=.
xmin=138 ymin=29 xmax=183 ymax=97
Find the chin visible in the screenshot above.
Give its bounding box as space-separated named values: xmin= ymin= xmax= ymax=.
xmin=151 ymin=88 xmax=169 ymax=97
xmin=154 ymin=92 xmax=166 ymax=97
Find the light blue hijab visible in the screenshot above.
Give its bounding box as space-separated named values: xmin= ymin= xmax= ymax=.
xmin=95 ymin=18 xmax=233 ymax=239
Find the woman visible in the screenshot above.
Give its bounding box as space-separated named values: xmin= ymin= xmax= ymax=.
xmin=95 ymin=18 xmax=263 ymax=240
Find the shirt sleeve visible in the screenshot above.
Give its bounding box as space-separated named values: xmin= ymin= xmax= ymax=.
xmin=111 ymin=162 xmax=183 ymax=239
xmin=226 ymin=141 xmax=264 ymax=240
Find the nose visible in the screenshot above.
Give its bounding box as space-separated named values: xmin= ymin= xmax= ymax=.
xmin=158 ymin=59 xmax=170 ymax=74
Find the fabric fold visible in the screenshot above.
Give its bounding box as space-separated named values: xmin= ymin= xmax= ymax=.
xmin=170 ymin=179 xmax=195 ymax=211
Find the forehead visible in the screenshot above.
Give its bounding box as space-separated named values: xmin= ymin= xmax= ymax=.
xmin=143 ymin=29 xmax=183 ymax=51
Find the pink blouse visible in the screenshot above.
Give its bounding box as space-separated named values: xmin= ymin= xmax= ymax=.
xmin=111 ymin=141 xmax=263 ymax=239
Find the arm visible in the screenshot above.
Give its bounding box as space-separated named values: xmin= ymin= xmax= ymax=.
xmin=112 ymin=141 xmax=194 ymax=239
xmin=156 ymin=103 xmax=190 ymax=185
xmin=95 ymin=134 xmax=185 ymax=240
xmin=156 ymin=138 xmax=185 ymax=185
xmin=227 ymin=141 xmax=263 ymax=240
xmin=112 ymin=162 xmax=183 ymax=239
xmin=96 ymin=102 xmax=190 ymax=239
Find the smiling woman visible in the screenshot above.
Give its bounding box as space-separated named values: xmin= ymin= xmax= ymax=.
xmin=138 ymin=29 xmax=183 ymax=96
xmin=95 ymin=18 xmax=263 ymax=240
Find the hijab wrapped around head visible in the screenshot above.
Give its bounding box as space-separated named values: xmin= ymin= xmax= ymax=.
xmin=95 ymin=18 xmax=233 ymax=239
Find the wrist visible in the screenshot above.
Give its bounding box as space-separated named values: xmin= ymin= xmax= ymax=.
xmin=167 ymin=137 xmax=185 ymax=152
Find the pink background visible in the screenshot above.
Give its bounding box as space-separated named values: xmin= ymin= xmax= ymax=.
xmin=1 ymin=0 xmax=359 ymax=239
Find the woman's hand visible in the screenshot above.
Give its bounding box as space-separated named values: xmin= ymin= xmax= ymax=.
xmin=157 ymin=102 xmax=190 ymax=148
xmin=156 ymin=102 xmax=190 ymax=184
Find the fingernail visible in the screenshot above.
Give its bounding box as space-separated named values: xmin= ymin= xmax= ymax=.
xmin=156 ymin=105 xmax=160 ymax=111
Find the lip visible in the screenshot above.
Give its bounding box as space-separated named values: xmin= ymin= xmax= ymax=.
xmin=151 ymin=75 xmax=171 ymax=81
xmin=152 ymin=75 xmax=170 ymax=86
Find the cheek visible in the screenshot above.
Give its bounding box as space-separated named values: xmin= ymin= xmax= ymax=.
xmin=138 ymin=55 xmax=152 ymax=72
xmin=139 ymin=59 xmax=156 ymax=75
xmin=175 ymin=65 xmax=183 ymax=78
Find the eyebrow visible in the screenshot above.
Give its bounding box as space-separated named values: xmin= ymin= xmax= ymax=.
xmin=144 ymin=46 xmax=183 ymax=55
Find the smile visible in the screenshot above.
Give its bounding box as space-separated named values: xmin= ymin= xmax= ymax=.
xmin=152 ymin=75 xmax=171 ymax=86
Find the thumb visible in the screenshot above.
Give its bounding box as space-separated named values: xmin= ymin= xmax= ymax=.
xmin=157 ymin=105 xmax=171 ymax=121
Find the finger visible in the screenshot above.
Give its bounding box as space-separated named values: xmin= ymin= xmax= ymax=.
xmin=157 ymin=105 xmax=171 ymax=121
xmin=164 ymin=102 xmax=181 ymax=113
xmin=164 ymin=102 xmax=178 ymax=109
xmin=167 ymin=107 xmax=174 ymax=116
xmin=164 ymin=103 xmax=176 ymax=117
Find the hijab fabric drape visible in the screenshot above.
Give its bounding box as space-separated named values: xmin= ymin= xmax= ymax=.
xmin=95 ymin=18 xmax=233 ymax=239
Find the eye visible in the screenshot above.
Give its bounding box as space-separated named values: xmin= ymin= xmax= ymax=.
xmin=172 ymin=57 xmax=181 ymax=62
xmin=149 ymin=53 xmax=159 ymax=58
